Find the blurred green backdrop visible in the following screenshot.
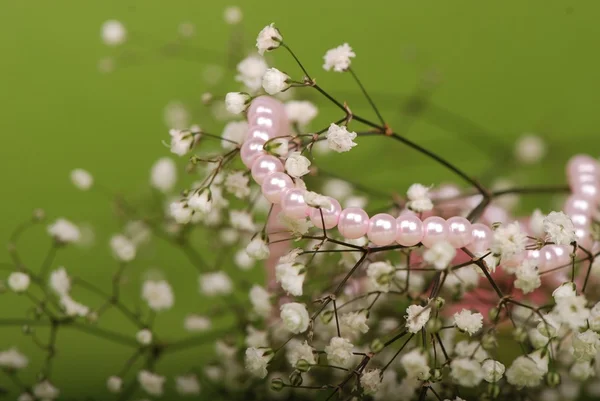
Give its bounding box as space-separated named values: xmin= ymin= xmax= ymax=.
xmin=1 ymin=0 xmax=600 ymax=399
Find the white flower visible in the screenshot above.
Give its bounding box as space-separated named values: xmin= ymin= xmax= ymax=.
xmin=285 ymin=100 xmax=318 ymax=126
xmin=221 ymin=120 xmax=248 ymax=150
xmin=256 ymin=23 xmax=282 ymax=55
xmin=225 ymin=92 xmax=250 ymax=115
xmin=245 ymin=347 xmax=272 ymax=378
xmin=405 ymin=304 xmax=431 ymax=333
xmin=361 ymin=369 xmax=382 ymax=395
xmin=246 ymin=325 xmax=269 ymax=348
xmin=215 ymin=340 xmax=237 ymax=359
xmin=110 ymin=234 xmax=136 ymax=262
xmin=176 ymin=374 xmax=201 ymax=395
xmin=224 ymin=6 xmax=242 ymax=24
xmin=249 ymin=285 xmax=272 ymax=318
xmin=246 ymin=238 xmax=270 ymax=260
xmin=150 ymin=157 xmax=177 ymax=193
xmin=184 ymin=314 xmax=211 ymax=332
xmin=17 ymin=393 xmax=33 ymax=401
xmin=169 ymin=129 xmax=195 ymax=156
xmin=136 ymin=329 xmax=152 ymax=345
xmin=225 ymin=171 xmax=250 ymax=198
xmin=164 ymin=101 xmax=189 ymax=129
xmin=235 ymin=250 xmax=254 ymax=270
xmin=323 ymin=43 xmax=355 ymax=72
xmin=101 ymin=20 xmax=126 ymax=46
xmin=515 ymin=134 xmax=546 ymax=164
xmin=552 ymin=282 xmax=576 ymax=301
xmin=138 ymin=370 xmax=165 ymax=396
xmin=48 ymin=218 xmax=81 ymax=243
xmin=285 ymin=152 xmax=311 ymax=178
xmin=450 ymin=358 xmax=483 ymax=387
xmin=60 ymin=295 xmax=89 ymax=317
xmin=264 ymin=137 xmax=289 ymax=157
xmin=275 ymin=262 xmax=305 ymax=296
xmin=453 ymin=309 xmax=483 ymax=336
xmin=7 ymin=272 xmax=30 ymax=293
xmin=491 ymin=221 xmax=527 ymax=259
xmin=530 ymin=209 xmax=546 ymax=237
xmin=514 ymin=259 xmax=541 ymax=294
xmin=278 ymin=214 xmax=313 ymax=236
xmin=590 ymin=302 xmax=600 ymax=331
xmin=325 ymin=337 xmax=354 ymax=368
xmin=170 ymin=200 xmax=193 ymax=224
xmin=406 ymin=183 xmax=433 ymax=212
xmin=570 ymin=361 xmax=595 ymax=381
xmin=543 ymin=211 xmax=577 ymax=245
xmin=262 ymin=68 xmax=289 ymax=95
xmin=482 ymin=359 xmax=505 ymax=383
xmin=573 ymin=330 xmax=600 ymax=362
xmin=199 ymin=272 xmax=233 ymax=296
xmin=326 ymin=123 xmax=357 ymax=153
xmin=235 ymin=55 xmax=268 ymax=92
xmin=304 ymin=191 xmax=332 ymax=208
xmin=229 ymin=210 xmax=255 ymax=232
xmin=506 ymin=352 xmax=548 ymax=387
xmin=535 ymin=314 xmax=560 ymax=338
xmin=70 ymin=169 xmax=93 ymax=190
xmin=554 ymin=294 xmax=590 ymax=330
xmin=107 ymin=376 xmax=122 ymax=393
xmin=340 ymin=311 xmax=369 ymax=336
xmin=366 ymin=261 xmax=394 ymax=293
xmin=33 ymin=380 xmax=59 ymax=400
xmin=0 ymin=348 xmax=28 ymax=369
xmin=399 ymin=349 xmax=430 ymax=380
xmin=280 ymin=302 xmax=309 ymax=334
xmin=142 ymin=280 xmax=174 ymax=311
xmin=188 ymin=189 xmax=212 ymax=214
xmin=286 ymin=339 xmax=316 ymax=368
xmin=423 ymin=241 xmax=456 ymax=269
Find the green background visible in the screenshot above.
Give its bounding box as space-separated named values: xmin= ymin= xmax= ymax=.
xmin=1 ymin=0 xmax=599 ymax=399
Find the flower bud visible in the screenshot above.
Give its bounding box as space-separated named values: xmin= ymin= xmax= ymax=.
xmin=546 ymin=371 xmax=561 ymax=388
xmin=432 ymin=297 xmax=445 ymax=309
xmin=370 ymin=339 xmax=384 ymax=354
xmin=512 ymin=327 xmax=527 ymax=342
xmin=481 ymin=333 xmax=498 ymax=350
xmin=430 ymin=368 xmax=443 ymax=382
xmin=487 ymin=382 xmax=500 ymax=398
xmin=270 ymin=378 xmax=284 ymax=392
xmin=426 ymin=318 xmax=443 ymax=334
xmin=296 ymin=359 xmax=310 ymax=372
xmin=488 ymin=307 xmax=500 ymax=321
xmin=321 ymin=310 xmax=334 ymax=324
xmin=289 ymin=370 xmax=303 ymax=386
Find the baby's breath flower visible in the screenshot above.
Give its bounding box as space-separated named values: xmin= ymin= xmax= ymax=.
xmin=33 ymin=380 xmax=59 ymax=400
xmin=285 ymin=152 xmax=311 ymax=178
xmin=225 ymin=171 xmax=251 ymax=198
xmin=280 ymin=302 xmax=309 ymax=334
xmin=138 ymin=370 xmax=165 ymax=396
xmin=482 ymin=360 xmax=505 ymax=383
xmin=245 ymin=347 xmax=272 ymax=378
xmin=225 ymin=92 xmax=251 ymax=115
xmin=101 ymin=20 xmax=126 ymax=46
xmin=450 ymin=358 xmax=484 ymax=387
xmin=136 ymin=329 xmax=152 ymax=345
xmin=340 ymin=310 xmax=369 ymax=336
xmin=235 ymin=55 xmax=268 ymax=92
xmin=453 ymin=309 xmax=483 ymax=335
xmin=223 ymin=6 xmax=242 ymax=25
xmin=423 ymin=241 xmax=456 ymax=269
xmin=323 ymin=43 xmax=355 ymax=72
xmin=142 ymin=280 xmax=174 ymax=311
xmin=106 ymin=376 xmax=122 ymax=393
xmin=150 ymin=157 xmax=177 ymax=193
xmin=304 ymin=191 xmax=332 ymax=208
xmin=514 ymin=259 xmax=541 ymax=294
xmin=249 ymin=285 xmax=272 ymax=318
xmin=572 ymin=330 xmax=600 ymax=362
xmin=406 ymin=183 xmax=433 ymax=212
xmin=324 ymin=337 xmax=354 ymax=368
xmin=262 ymin=68 xmax=290 ymax=95
xmin=246 ymin=238 xmax=270 ymax=260
xmin=199 ymin=272 xmax=233 ymax=296
xmin=405 ymin=304 xmax=431 ymax=334
xmin=275 ymin=262 xmax=305 ymax=296
xmin=515 ymin=134 xmax=546 ymax=164
xmin=184 ymin=314 xmax=211 ymax=332
xmin=221 ymin=120 xmax=248 ymax=149
xmin=256 ymin=23 xmax=282 ymax=55
xmin=285 ymin=100 xmax=318 ymax=126
xmin=176 ymin=374 xmax=201 ymax=395
xmin=169 ymin=129 xmax=195 ymax=156
xmin=491 ymin=221 xmax=527 ymax=260
xmin=366 ymin=261 xmax=394 ymax=293
xmin=70 ymin=169 xmax=93 ymax=190
xmin=170 ymin=200 xmax=193 ymax=224
xmin=0 ymin=348 xmax=28 ymax=370
xmin=505 ymin=352 xmax=548 ymax=388
xmin=360 ymin=369 xmax=382 ymax=395
xmin=400 ymin=349 xmax=430 ymax=380
xmin=110 ymin=234 xmax=136 ymax=262
xmin=543 ymin=211 xmax=577 ymax=245
xmin=286 ymin=339 xmax=316 ymax=368
xmin=326 ymin=123 xmax=357 ymax=153
xmin=48 ymin=218 xmax=81 ymax=244
xmin=7 ymin=272 xmax=30 ymax=293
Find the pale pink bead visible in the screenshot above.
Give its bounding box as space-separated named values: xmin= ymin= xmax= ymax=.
xmin=570 ymin=213 xmax=590 ymax=228
xmin=538 ymin=246 xmax=557 ymax=270
xmin=251 ymin=155 xmax=284 ymax=185
xmin=564 ymin=195 xmax=593 ymax=217
xmin=446 ymin=216 xmax=472 ymax=248
xmin=338 ymin=208 xmax=369 ymax=240
xmin=468 ymin=223 xmax=492 ymax=253
xmin=395 ymin=213 xmax=424 ymax=247
xmin=261 ymin=172 xmax=293 ymax=204
xmin=281 ymin=189 xmax=308 ymax=219
xmin=309 ymin=197 xmax=341 ymax=230
xmin=567 ymin=154 xmax=599 ymax=180
xmin=526 ymin=249 xmax=542 ymax=267
xmin=241 ymin=139 xmax=266 ymax=168
xmin=421 ymin=216 xmax=448 ymax=248
xmin=367 ymin=213 xmax=397 ymax=246
xmin=247 ymin=96 xmax=289 ymax=137
xmin=247 ymin=96 xmax=284 ymax=120
xmin=246 ymin=125 xmax=276 ymax=142
xmin=481 ymin=204 xmax=510 ymax=225
xmin=575 ymin=227 xmax=593 ymax=249
xmin=571 ymin=178 xmax=600 ymax=202
xmin=552 ymin=245 xmax=571 ymax=268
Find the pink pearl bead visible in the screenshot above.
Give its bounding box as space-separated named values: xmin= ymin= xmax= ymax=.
xmin=446 ymin=216 xmax=472 ymax=248
xmin=571 ymin=179 xmax=600 ymax=202
xmin=421 ymin=216 xmax=448 ymax=248
xmin=281 ymin=189 xmax=308 ymax=219
xmin=567 ymin=154 xmax=599 ymax=180
xmin=241 ymin=139 xmax=266 ymax=168
xmin=395 ymin=213 xmax=424 ymax=247
xmin=552 ymin=245 xmax=571 ymax=268
xmin=251 ymin=155 xmax=284 ymax=185
xmin=261 ymin=172 xmax=293 ymax=204
xmin=247 ymin=96 xmax=284 ymax=120
xmin=367 ymin=213 xmax=397 ymax=246
xmin=309 ymin=197 xmax=341 ymax=229
xmin=469 ymin=223 xmax=492 ymax=253
xmin=564 ymin=195 xmax=593 ymax=217
xmin=247 ymin=96 xmax=289 ymax=137
xmin=246 ymin=125 xmax=276 ymax=142
xmin=575 ymin=227 xmax=593 ymax=249
xmin=570 ymin=213 xmax=590 ymax=228
xmin=527 ymin=249 xmax=542 ymax=266
xmin=538 ymin=246 xmax=556 ymax=270
xmin=338 ymin=208 xmax=369 ymax=239
xmin=481 ymin=205 xmax=509 ymax=225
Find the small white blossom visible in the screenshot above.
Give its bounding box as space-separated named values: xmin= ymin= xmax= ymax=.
xmin=285 ymin=152 xmax=311 ymax=178
xmin=450 ymin=358 xmax=484 ymax=387
xmin=323 ymin=43 xmax=356 ymax=72
xmin=169 ymin=129 xmax=195 ymax=156
xmin=49 ymin=267 xmax=70 ymax=295
xmin=537 ymin=314 xmax=561 ymax=338
xmin=33 ymin=380 xmax=59 ymax=400
xmin=554 ymin=294 xmax=590 ymax=330
xmin=455 ymin=340 xmax=489 ymax=362
xmin=453 ymin=309 xmax=483 ymax=335
xmin=589 ymin=302 xmax=600 ymax=331
xmin=150 ymin=158 xmax=177 ymax=193
xmin=199 ymin=272 xmax=233 ymax=296
xmin=275 ymin=262 xmax=305 ymax=296
xmin=340 ymin=311 xmax=370 ymax=336
xmin=366 ymin=261 xmax=394 ymax=293
xmin=326 ymin=123 xmax=357 ymax=153
xmin=325 ymin=337 xmax=354 ymax=368
xmin=101 ymin=20 xmax=126 ymax=46
xmin=138 ymin=370 xmax=165 ymax=396
xmin=256 ymin=23 xmax=282 ymax=55
xmin=106 ymin=376 xmax=122 ymax=393
xmin=225 ymin=171 xmax=251 ymax=198
xmin=249 ymin=285 xmax=272 ymax=318
xmin=7 ymin=272 xmax=30 ymax=293
xmin=405 ymin=304 xmax=431 ymax=333
xmin=70 ymin=169 xmax=93 ymax=190
xmin=188 ymin=189 xmax=212 ymax=214
xmin=136 ymin=329 xmax=152 ymax=345
xmin=570 ymin=361 xmax=595 ymax=381
xmin=482 ymin=359 xmax=505 ymax=383
xmin=400 ymin=349 xmax=430 ymax=380
xmin=280 ymin=302 xmax=309 ymax=334
xmin=245 ymin=347 xmax=272 ymax=378
xmin=286 ymin=339 xmax=316 ymax=368
xmin=361 ymin=369 xmax=382 ymax=395
xmin=48 ymin=218 xmax=81 ymax=243
xmin=142 ymin=280 xmax=174 ymax=311
xmin=285 ymin=100 xmax=318 ymax=126
xmin=304 ymin=191 xmax=332 ymax=208
xmin=573 ymin=330 xmax=600 ymax=362
xmin=0 ymin=348 xmax=28 ymax=369
xmin=406 ymin=183 xmax=433 ymax=212
xmin=225 ymin=92 xmax=250 ymax=114
xmin=110 ymin=234 xmax=136 ymax=262
xmin=265 ymin=137 xmax=289 ymax=157
xmin=235 ymin=55 xmax=268 ymax=92
xmin=514 ymin=259 xmax=541 ymax=294
xmin=246 ymin=325 xmax=269 ymax=348
xmin=234 ymin=250 xmax=254 ymax=270
xmin=423 ymin=241 xmax=456 ymax=269
xmin=184 ymin=314 xmax=211 ymax=332
xmin=223 ymin=6 xmax=242 ymax=24
xmin=229 ymin=210 xmax=255 ymax=232
xmin=170 ymin=200 xmax=193 ymax=224
xmin=246 ymin=238 xmax=270 ymax=260
xmin=515 ymin=134 xmax=546 ymax=164
xmin=176 ymin=374 xmax=201 ymax=395
xmin=222 ymin=121 xmax=248 ymax=151
xmin=506 ymin=352 xmax=548 ymax=387
xmin=164 ymin=101 xmax=189 ymax=129
xmin=530 ymin=209 xmax=546 ymax=237
xmin=262 ymin=68 xmax=289 ymax=95
xmin=17 ymin=393 xmax=33 ymax=401
xmin=278 ymin=214 xmax=313 ymax=236
xmin=491 ymin=221 xmax=527 ymax=259
xmin=552 ymin=282 xmax=577 ymax=300
xmin=543 ymin=211 xmax=577 ymax=246
xmin=215 ymin=340 xmax=237 ymax=360
xmin=60 ymin=295 xmax=89 ymax=317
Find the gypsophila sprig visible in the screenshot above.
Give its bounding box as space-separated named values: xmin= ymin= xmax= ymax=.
xmin=256 ymin=23 xmax=282 ymax=55
xmin=323 ymin=43 xmax=356 ymax=72
xmin=326 ymin=123 xmax=357 ymax=152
